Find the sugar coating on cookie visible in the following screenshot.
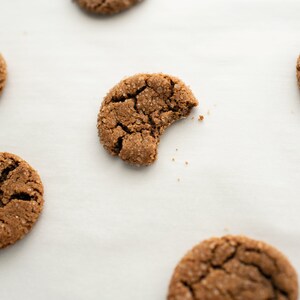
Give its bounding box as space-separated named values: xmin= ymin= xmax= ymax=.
xmin=0 ymin=153 xmax=44 ymax=249
xmin=0 ymin=54 xmax=7 ymax=94
xmin=297 ymin=55 xmax=300 ymax=87
xmin=75 ymin=0 xmax=141 ymax=15
xmin=168 ymin=236 xmax=298 ymax=300
xmin=97 ymin=73 xmax=198 ymax=166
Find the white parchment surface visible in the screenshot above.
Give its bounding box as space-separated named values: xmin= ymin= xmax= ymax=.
xmin=0 ymin=0 xmax=299 ymax=299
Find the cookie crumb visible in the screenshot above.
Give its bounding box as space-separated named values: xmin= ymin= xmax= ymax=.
xmin=198 ymin=115 xmax=204 ymax=121
xmin=172 ymin=158 xmax=175 ymax=162
xmin=185 ymin=161 xmax=189 ymax=165
xmin=191 ymin=116 xmax=194 ymax=120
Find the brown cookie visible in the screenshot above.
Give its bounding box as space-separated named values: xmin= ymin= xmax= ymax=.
xmin=75 ymin=0 xmax=141 ymax=15
xmin=297 ymin=55 xmax=300 ymax=87
xmin=168 ymin=236 xmax=298 ymax=300
xmin=0 ymin=54 xmax=7 ymax=94
xmin=0 ymin=153 xmax=44 ymax=249
xmin=97 ymin=73 xmax=198 ymax=166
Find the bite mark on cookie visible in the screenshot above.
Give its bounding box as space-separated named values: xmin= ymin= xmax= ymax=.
xmin=97 ymin=73 xmax=198 ymax=166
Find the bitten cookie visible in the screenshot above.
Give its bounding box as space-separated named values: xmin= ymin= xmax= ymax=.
xmin=297 ymin=55 xmax=300 ymax=87
xmin=168 ymin=235 xmax=298 ymax=300
xmin=75 ymin=0 xmax=141 ymax=15
xmin=0 ymin=54 xmax=7 ymax=94
xmin=0 ymin=153 xmax=44 ymax=249
xmin=97 ymin=73 xmax=198 ymax=166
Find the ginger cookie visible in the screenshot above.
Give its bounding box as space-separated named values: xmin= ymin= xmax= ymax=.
xmin=297 ymin=55 xmax=300 ymax=87
xmin=97 ymin=73 xmax=198 ymax=166
xmin=168 ymin=236 xmax=298 ymax=300
xmin=75 ymin=0 xmax=141 ymax=15
xmin=0 ymin=153 xmax=44 ymax=249
xmin=0 ymin=54 xmax=7 ymax=94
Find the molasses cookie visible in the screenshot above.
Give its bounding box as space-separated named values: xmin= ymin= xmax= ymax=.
xmin=0 ymin=54 xmax=7 ymax=94
xmin=97 ymin=73 xmax=198 ymax=166
xmin=168 ymin=235 xmax=298 ymax=300
xmin=0 ymin=153 xmax=44 ymax=249
xmin=75 ymin=0 xmax=141 ymax=15
xmin=297 ymin=55 xmax=300 ymax=87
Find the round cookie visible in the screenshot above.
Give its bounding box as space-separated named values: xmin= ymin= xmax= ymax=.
xmin=75 ymin=0 xmax=141 ymax=15
xmin=0 ymin=153 xmax=44 ymax=249
xmin=97 ymin=73 xmax=198 ymax=166
xmin=168 ymin=236 xmax=298 ymax=300
xmin=0 ymin=54 xmax=7 ymax=94
xmin=297 ymin=55 xmax=300 ymax=87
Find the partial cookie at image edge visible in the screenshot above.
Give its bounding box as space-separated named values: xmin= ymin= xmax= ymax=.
xmin=0 ymin=152 xmax=44 ymax=249
xmin=0 ymin=54 xmax=7 ymax=94
xmin=75 ymin=0 xmax=142 ymax=15
xmin=168 ymin=235 xmax=298 ymax=300
xmin=297 ymin=55 xmax=300 ymax=87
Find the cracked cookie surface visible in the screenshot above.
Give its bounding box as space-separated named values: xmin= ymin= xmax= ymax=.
xmin=0 ymin=54 xmax=7 ymax=94
xmin=75 ymin=0 xmax=141 ymax=15
xmin=297 ymin=56 xmax=300 ymax=87
xmin=0 ymin=153 xmax=44 ymax=249
xmin=97 ymin=73 xmax=198 ymax=166
xmin=168 ymin=236 xmax=298 ymax=300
